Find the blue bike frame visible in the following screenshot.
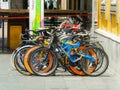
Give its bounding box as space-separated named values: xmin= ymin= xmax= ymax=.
xmin=59 ymin=42 xmax=95 ymax=63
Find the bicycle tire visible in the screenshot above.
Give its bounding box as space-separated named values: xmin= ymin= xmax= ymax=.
xmin=14 ymin=45 xmax=33 ymax=76
xmin=81 ymin=47 xmax=109 ymax=76
xmin=11 ymin=46 xmax=25 ymax=69
xmin=10 ymin=48 xmax=18 ymax=69
xmin=28 ymin=47 xmax=58 ymax=76
xmin=24 ymin=46 xmax=40 ymax=74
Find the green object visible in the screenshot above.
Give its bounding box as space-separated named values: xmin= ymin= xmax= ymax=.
xmin=32 ymin=0 xmax=41 ymax=30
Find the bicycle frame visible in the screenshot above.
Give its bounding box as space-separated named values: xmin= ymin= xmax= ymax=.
xmin=59 ymin=41 xmax=95 ymax=63
xmin=43 ymin=28 xmax=95 ymax=64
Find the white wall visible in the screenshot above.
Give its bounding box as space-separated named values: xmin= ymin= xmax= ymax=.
xmin=95 ymin=29 xmax=120 ymax=74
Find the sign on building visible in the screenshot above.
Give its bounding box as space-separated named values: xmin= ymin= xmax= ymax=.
xmin=29 ymin=0 xmax=44 ymax=30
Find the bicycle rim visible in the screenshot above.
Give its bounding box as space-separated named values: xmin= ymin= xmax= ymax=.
xmin=28 ymin=47 xmax=58 ymax=76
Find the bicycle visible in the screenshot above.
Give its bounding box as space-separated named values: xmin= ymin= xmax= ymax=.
xmin=26 ymin=27 xmax=109 ymax=76
xmin=12 ymin=29 xmax=50 ymax=75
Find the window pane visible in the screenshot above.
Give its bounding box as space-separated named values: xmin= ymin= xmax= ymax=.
xmin=101 ymin=0 xmax=106 ymax=5
xmin=111 ymin=0 xmax=117 ymax=5
xmin=3 ymin=0 xmax=8 ymax=2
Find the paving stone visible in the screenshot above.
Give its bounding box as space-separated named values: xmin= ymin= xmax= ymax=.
xmin=0 ymin=54 xmax=120 ymax=90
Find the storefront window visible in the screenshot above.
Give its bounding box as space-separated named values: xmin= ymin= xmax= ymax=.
xmin=101 ymin=0 xmax=106 ymax=5
xmin=3 ymin=0 xmax=8 ymax=2
xmin=111 ymin=0 xmax=117 ymax=5
xmin=110 ymin=0 xmax=117 ymax=13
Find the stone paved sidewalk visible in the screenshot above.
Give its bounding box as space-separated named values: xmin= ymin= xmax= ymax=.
xmin=0 ymin=54 xmax=120 ymax=90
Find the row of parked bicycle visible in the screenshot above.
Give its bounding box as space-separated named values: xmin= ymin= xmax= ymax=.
xmin=10 ymin=15 xmax=109 ymax=76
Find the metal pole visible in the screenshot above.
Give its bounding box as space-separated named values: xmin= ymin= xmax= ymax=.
xmin=2 ymin=17 xmax=4 ymax=52
xmin=91 ymin=0 xmax=95 ymax=36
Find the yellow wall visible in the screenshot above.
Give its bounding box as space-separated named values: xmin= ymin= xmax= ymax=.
xmin=118 ymin=22 xmax=120 ymax=36
xmin=97 ymin=0 xmax=120 ymax=36
xmin=97 ymin=0 xmax=101 ymax=29
xmin=111 ymin=14 xmax=117 ymax=35
xmin=118 ymin=0 xmax=120 ymax=36
xmin=101 ymin=12 xmax=107 ymax=31
xmin=105 ymin=0 xmax=111 ymax=33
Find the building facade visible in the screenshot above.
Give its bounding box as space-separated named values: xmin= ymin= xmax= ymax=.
xmin=0 ymin=0 xmax=10 ymax=9
xmin=0 ymin=0 xmax=28 ymax=9
xmin=95 ymin=0 xmax=120 ymax=73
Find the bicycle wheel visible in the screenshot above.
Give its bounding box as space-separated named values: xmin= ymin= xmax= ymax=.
xmin=24 ymin=46 xmax=40 ymax=74
xmin=28 ymin=47 xmax=58 ymax=76
xmin=14 ymin=45 xmax=33 ymax=76
xmin=68 ymin=46 xmax=98 ymax=76
xmin=81 ymin=47 xmax=109 ymax=76
xmin=10 ymin=48 xmax=18 ymax=69
xmin=89 ymin=42 xmax=104 ymax=71
xmin=11 ymin=46 xmax=25 ymax=69
xmin=67 ymin=46 xmax=86 ymax=75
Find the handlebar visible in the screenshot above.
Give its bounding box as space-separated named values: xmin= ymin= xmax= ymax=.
xmin=24 ymin=27 xmax=55 ymax=35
